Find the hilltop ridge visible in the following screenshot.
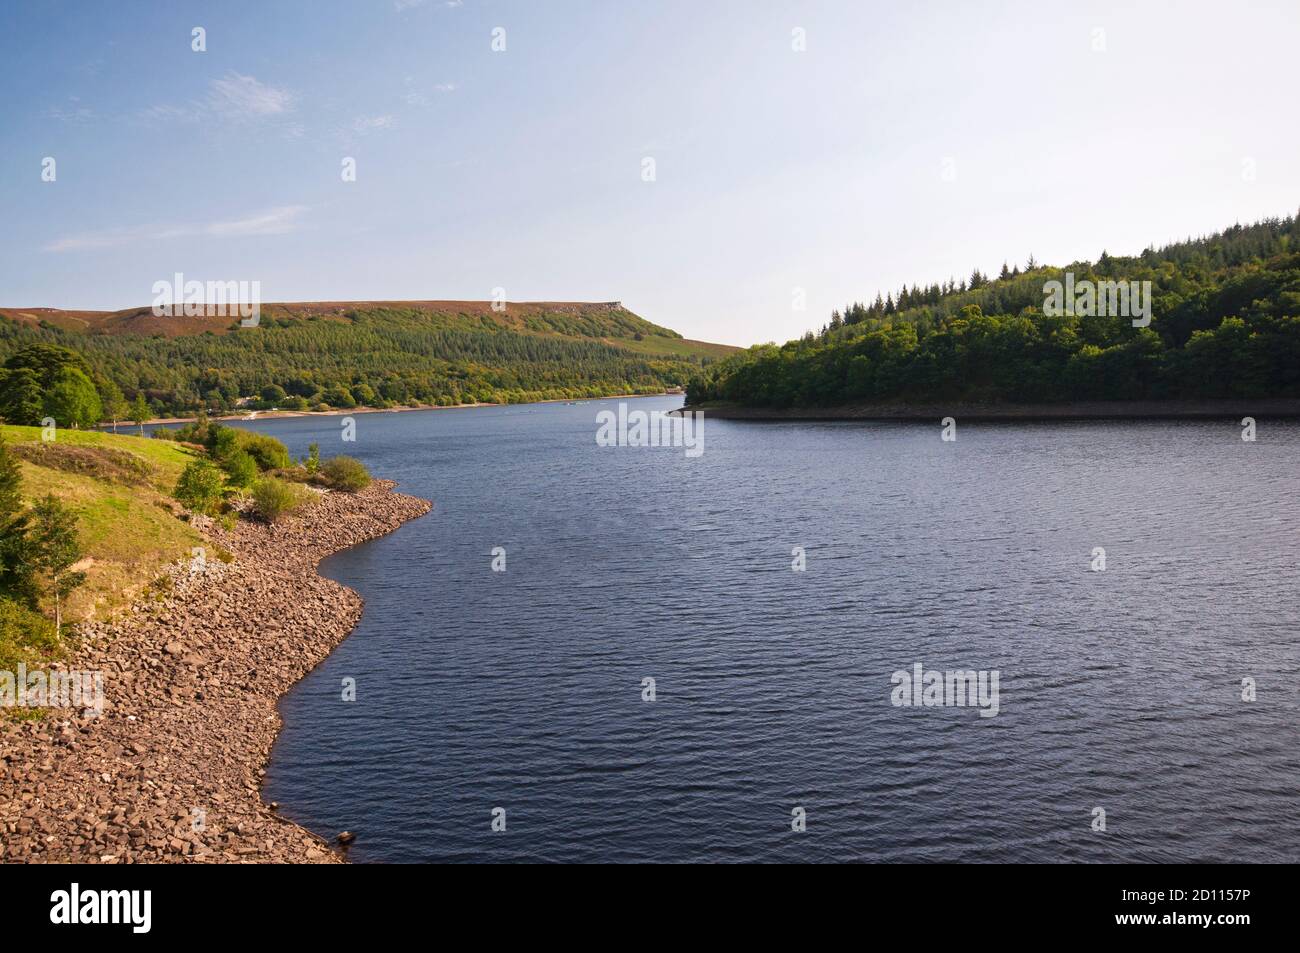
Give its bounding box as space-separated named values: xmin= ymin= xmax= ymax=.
xmin=0 ymin=299 xmax=687 ymax=341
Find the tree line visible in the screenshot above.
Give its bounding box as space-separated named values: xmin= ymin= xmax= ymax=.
xmin=688 ymin=213 xmax=1300 ymax=407
xmin=0 ymin=306 xmax=718 ymax=424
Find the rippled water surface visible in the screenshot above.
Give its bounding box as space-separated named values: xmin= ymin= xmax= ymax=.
xmin=254 ymin=397 xmax=1300 ymax=862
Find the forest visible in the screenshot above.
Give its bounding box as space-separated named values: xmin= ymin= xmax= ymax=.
xmin=0 ymin=303 xmax=724 ymax=425
xmin=686 ymin=213 xmax=1300 ymax=408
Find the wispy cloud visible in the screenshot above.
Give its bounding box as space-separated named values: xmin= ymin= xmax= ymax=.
xmin=404 ymin=82 xmax=458 ymax=106
xmin=353 ymin=114 xmax=397 ymax=134
xmin=45 ymin=205 xmax=310 ymax=253
xmin=205 ymin=205 xmax=311 ymax=237
xmin=135 ymin=103 xmax=198 ymax=125
xmin=48 ymin=97 xmax=94 ymax=124
xmin=134 ymin=72 xmax=297 ymax=129
xmin=208 ymin=72 xmax=296 ymax=119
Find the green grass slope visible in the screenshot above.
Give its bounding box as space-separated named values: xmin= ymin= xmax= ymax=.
xmin=0 ymin=425 xmax=203 ymax=621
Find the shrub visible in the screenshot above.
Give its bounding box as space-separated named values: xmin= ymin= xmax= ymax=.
xmin=173 ymin=461 xmax=225 ymax=515
xmin=251 ymin=476 xmax=314 ymax=522
xmin=235 ymin=431 xmax=292 ymax=471
xmin=204 ymin=424 xmax=292 ymax=472
xmin=210 ymin=425 xmax=240 ymax=460
xmin=319 ymin=455 xmax=371 ymax=492
xmin=170 ymin=412 xmax=211 ymax=445
xmin=221 ymin=449 xmax=259 ymax=489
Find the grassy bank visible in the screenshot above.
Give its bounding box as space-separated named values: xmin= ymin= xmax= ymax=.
xmin=0 ymin=425 xmax=204 ymax=626
xmin=0 ymin=419 xmax=374 ymax=687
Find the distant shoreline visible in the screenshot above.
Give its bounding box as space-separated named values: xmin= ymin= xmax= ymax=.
xmin=109 ymin=391 xmax=685 ymax=429
xmin=682 ymin=398 xmax=1300 ymax=422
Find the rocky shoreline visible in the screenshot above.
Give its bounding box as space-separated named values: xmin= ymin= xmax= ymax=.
xmin=0 ymin=480 xmax=432 ymax=863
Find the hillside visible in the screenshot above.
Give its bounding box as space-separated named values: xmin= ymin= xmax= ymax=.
xmin=0 ymin=300 xmax=736 ymax=419
xmin=688 ymin=212 xmax=1300 ymax=409
xmin=0 ymin=425 xmax=203 ymax=626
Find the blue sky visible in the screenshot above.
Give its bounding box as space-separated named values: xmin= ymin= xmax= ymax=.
xmin=2 ymin=0 xmax=1297 ymax=346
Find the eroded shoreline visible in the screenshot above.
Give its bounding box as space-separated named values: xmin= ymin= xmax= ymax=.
xmin=0 ymin=480 xmax=431 ymax=863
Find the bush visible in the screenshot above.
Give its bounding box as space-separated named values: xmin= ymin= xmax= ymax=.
xmin=173 ymin=461 xmax=225 ymax=516
xmin=236 ymin=431 xmax=292 ymax=471
xmin=319 ymin=455 xmax=371 ymax=492
xmin=251 ymin=476 xmax=314 ymax=522
xmin=221 ymin=449 xmax=259 ymax=489
xmin=205 ymin=424 xmax=292 ymax=472
xmin=170 ymin=413 xmax=212 ymax=445
xmin=210 ymin=425 xmax=240 ymax=460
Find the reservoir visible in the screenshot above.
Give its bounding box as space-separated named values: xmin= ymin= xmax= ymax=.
xmin=250 ymin=396 xmax=1300 ymax=862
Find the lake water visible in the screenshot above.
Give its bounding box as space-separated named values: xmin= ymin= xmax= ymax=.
xmin=244 ymin=396 xmax=1300 ymax=862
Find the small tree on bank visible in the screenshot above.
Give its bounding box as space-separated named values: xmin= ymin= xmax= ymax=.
xmin=131 ymin=393 xmax=151 ymax=436
xmin=99 ymin=378 xmax=128 ymax=433
xmin=27 ymin=495 xmax=86 ymax=640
